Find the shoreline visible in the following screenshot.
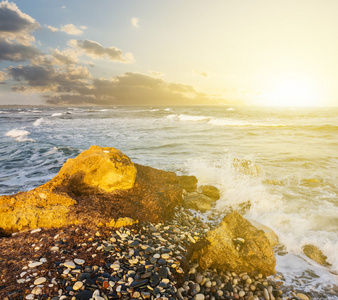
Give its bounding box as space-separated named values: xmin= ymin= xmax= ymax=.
xmin=0 ymin=207 xmax=310 ymax=300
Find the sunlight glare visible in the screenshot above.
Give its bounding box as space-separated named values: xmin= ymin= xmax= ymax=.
xmin=262 ymin=75 xmax=320 ymax=107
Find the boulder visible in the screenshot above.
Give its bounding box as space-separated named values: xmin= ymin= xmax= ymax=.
xmin=303 ymin=244 xmax=330 ymax=266
xmin=0 ymin=146 xmax=183 ymax=234
xmin=178 ymin=175 xmax=198 ymax=192
xmin=197 ymin=185 xmax=220 ymax=200
xmin=183 ymin=192 xmax=213 ymax=212
xmin=192 ymin=211 xmax=276 ymax=276
xmin=57 ymin=145 xmax=137 ymax=195
xmin=248 ymin=219 xmax=279 ymax=247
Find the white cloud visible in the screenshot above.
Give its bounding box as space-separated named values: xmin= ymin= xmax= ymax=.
xmin=47 ymin=25 xmax=58 ymax=32
xmin=60 ymin=24 xmax=85 ymax=35
xmin=131 ymin=17 xmax=139 ymax=28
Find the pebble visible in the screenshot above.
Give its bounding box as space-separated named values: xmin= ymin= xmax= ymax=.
xmin=74 ymin=258 xmax=85 ymax=265
xmin=33 ymin=277 xmax=46 ymax=285
xmin=297 ymin=293 xmax=309 ymax=300
xmin=64 ymin=261 xmax=76 ymax=269
xmin=73 ymin=281 xmax=83 ymax=291
xmin=195 ymin=294 xmax=205 ymax=300
xmin=28 ymin=261 xmax=43 ymax=268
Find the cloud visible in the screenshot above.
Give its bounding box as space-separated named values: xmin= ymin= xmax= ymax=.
xmin=0 ymin=70 xmax=4 ymax=83
xmin=60 ymin=24 xmax=86 ymax=35
xmin=194 ymin=70 xmax=209 ymax=78
xmin=131 ymin=17 xmax=139 ymax=28
xmin=50 ymin=48 xmax=78 ymax=65
xmin=0 ymin=38 xmax=41 ymax=62
xmin=47 ymin=25 xmax=58 ymax=32
xmin=70 ymin=39 xmax=134 ymax=63
xmin=46 ymin=72 xmax=218 ymax=105
xmin=149 ymin=71 xmax=164 ymax=77
xmin=9 ymin=63 xmax=91 ymax=92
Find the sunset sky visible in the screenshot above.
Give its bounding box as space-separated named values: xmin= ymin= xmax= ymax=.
xmin=0 ymin=0 xmax=338 ymax=106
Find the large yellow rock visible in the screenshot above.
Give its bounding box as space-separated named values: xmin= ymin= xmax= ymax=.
xmin=0 ymin=187 xmax=76 ymax=233
xmin=248 ymin=219 xmax=279 ymax=247
xmin=57 ymin=145 xmax=137 ymax=194
xmin=192 ymin=211 xmax=276 ymax=276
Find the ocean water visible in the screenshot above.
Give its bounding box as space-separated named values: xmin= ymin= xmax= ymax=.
xmin=1 ymin=105 xmax=337 ymax=298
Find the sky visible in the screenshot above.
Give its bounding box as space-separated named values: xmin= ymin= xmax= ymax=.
xmin=0 ymin=0 xmax=338 ymax=106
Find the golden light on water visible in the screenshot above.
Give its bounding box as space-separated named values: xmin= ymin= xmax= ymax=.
xmin=261 ymin=73 xmax=321 ymax=107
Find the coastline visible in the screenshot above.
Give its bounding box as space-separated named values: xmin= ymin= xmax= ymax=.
xmin=0 ymin=207 xmax=292 ymax=300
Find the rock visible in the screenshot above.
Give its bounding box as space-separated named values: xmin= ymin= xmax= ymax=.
xmin=248 ymin=219 xmax=279 ymax=247
xmin=178 ymin=175 xmax=198 ymax=192
xmin=74 ymin=258 xmax=85 ymax=265
xmin=33 ymin=277 xmax=46 ymax=285
xmin=28 ymin=262 xmax=43 ymax=268
xmin=73 ymin=281 xmax=84 ymax=291
xmin=296 ymin=293 xmax=309 ymax=300
xmin=198 ymin=185 xmax=220 ymax=200
xmin=303 ymin=244 xmax=330 ymax=266
xmin=0 ymin=145 xmax=183 ymax=234
xmin=64 ymin=261 xmax=76 ymax=269
xmin=191 ymin=211 xmax=276 ymax=276
xmin=183 ymin=193 xmax=213 ymax=212
xmin=58 ymin=145 xmax=137 ymax=194
xmin=106 ymin=217 xmax=137 ymax=228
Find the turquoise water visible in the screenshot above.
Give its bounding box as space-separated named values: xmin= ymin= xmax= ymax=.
xmin=1 ymin=106 xmax=337 ymax=298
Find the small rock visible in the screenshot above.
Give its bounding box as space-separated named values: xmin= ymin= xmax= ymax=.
xmin=73 ymin=281 xmax=83 ymax=291
xmin=64 ymin=261 xmax=76 ymax=269
xmin=297 ymin=293 xmax=309 ymax=300
xmin=28 ymin=261 xmax=43 ymax=268
xmin=34 ymin=277 xmax=46 ymax=285
xmin=195 ymin=294 xmax=205 ymax=300
xmin=74 ymin=258 xmax=85 ymax=265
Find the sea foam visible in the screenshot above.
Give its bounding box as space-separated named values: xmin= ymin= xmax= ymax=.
xmin=5 ymin=129 xmax=34 ymax=142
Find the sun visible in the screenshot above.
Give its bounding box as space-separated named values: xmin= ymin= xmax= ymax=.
xmin=261 ymin=74 xmax=321 ymax=107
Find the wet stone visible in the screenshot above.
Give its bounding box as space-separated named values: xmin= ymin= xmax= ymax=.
xmin=75 ymin=289 xmax=93 ymax=300
xmin=159 ymin=267 xmax=168 ymax=278
xmin=130 ymin=279 xmax=148 ymax=288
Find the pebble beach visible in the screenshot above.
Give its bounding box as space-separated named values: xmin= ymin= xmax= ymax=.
xmin=0 ymin=207 xmax=312 ymax=300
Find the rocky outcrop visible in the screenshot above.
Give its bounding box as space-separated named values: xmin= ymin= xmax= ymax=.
xmin=197 ymin=185 xmax=220 ymax=200
xmin=182 ymin=192 xmax=214 ymax=212
xmin=0 ymin=146 xmax=183 ymax=234
xmin=182 ymin=185 xmax=220 ymax=212
xmin=178 ymin=175 xmax=198 ymax=192
xmin=248 ymin=219 xmax=279 ymax=247
xmin=303 ymin=244 xmax=330 ymax=266
xmin=57 ymin=145 xmax=137 ymax=195
xmin=192 ymin=211 xmax=276 ymax=276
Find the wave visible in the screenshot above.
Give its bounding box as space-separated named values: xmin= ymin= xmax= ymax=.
xmin=227 ymin=107 xmax=236 ymax=111
xmin=51 ymin=112 xmax=63 ymax=117
xmin=33 ymin=118 xmax=44 ymax=126
xmin=5 ymin=129 xmax=35 ymax=142
xmin=167 ymin=114 xmax=210 ymax=122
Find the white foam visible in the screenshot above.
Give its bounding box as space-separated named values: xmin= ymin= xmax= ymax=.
xmin=150 ymin=109 xmax=159 ymax=112
xmin=5 ymin=129 xmax=34 ymax=142
xmin=33 ymin=118 xmax=44 ymax=126
xmin=177 ymin=114 xmax=210 ymax=122
xmin=227 ymin=107 xmax=236 ymax=111
xmin=51 ymin=113 xmax=62 ymax=117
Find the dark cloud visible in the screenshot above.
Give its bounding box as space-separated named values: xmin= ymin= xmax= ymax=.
xmin=0 ymin=38 xmax=41 ymax=62
xmin=47 ymin=72 xmax=218 ymax=105
xmin=0 ymin=1 xmax=39 ymax=34
xmin=70 ymin=39 xmax=134 ymax=63
xmin=9 ymin=63 xmax=90 ymax=92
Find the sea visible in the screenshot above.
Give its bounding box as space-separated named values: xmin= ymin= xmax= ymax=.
xmin=0 ymin=105 xmax=337 ymax=299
